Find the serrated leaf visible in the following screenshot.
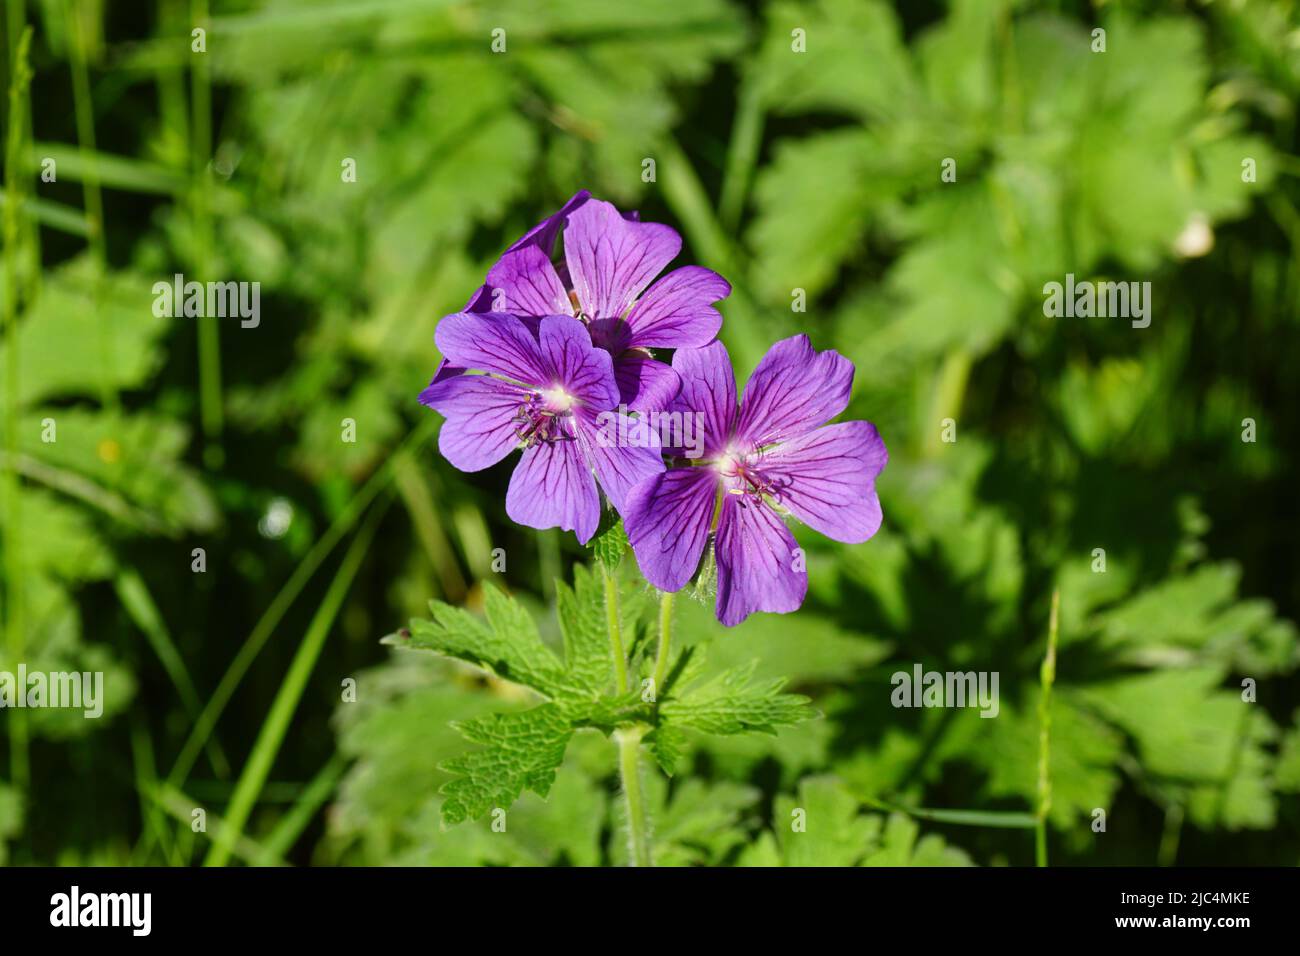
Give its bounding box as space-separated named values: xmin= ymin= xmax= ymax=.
xmin=662 ymin=662 xmax=813 ymax=736
xmin=440 ymin=705 xmax=575 ymax=826
xmin=555 ymin=564 xmax=615 ymax=696
xmin=773 ymin=776 xmax=880 ymax=867
xmin=862 ymin=813 xmax=973 ymax=867
xmin=1078 ymin=668 xmax=1279 ymax=830
xmin=645 ymin=723 xmax=687 ymax=777
xmin=0 ymin=258 xmax=170 ymax=406
xmin=391 ymin=584 xmax=567 ymax=697
xmin=589 ymin=517 xmax=627 ymax=572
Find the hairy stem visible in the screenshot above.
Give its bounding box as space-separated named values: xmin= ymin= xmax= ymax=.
xmin=602 ymin=564 xmax=651 ymax=865
xmin=616 ymin=727 xmax=651 ymax=867
xmin=653 ymin=589 xmax=674 ymax=698
xmin=602 ymin=564 xmax=628 ymax=693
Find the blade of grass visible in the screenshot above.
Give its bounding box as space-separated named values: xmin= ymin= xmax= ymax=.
xmin=863 ymin=797 xmax=1038 ymax=829
xmin=155 ymin=0 xmax=190 ymax=164
xmin=255 ymin=754 xmax=348 ymax=866
xmin=65 ymin=0 xmax=118 ymax=416
xmin=190 ymin=0 xmax=223 ymax=467
xmin=164 ymin=416 xmax=435 ymax=790
xmin=392 ymin=450 xmax=466 ymax=601
xmin=0 ymin=449 xmax=163 ymax=530
xmin=657 ymin=136 xmax=768 ymax=370
xmin=203 ymin=494 xmax=391 ymax=867
xmin=210 ymin=0 xmax=455 ymax=35
xmin=0 ymin=193 xmax=91 ymax=235
xmin=717 ymin=75 xmax=764 ymax=234
xmin=1035 ymin=588 xmax=1060 ymax=866
xmin=147 ymin=781 xmax=287 ymax=866
xmin=115 ymin=568 xmax=230 ymax=777
xmin=29 ymin=142 xmax=187 ymax=194
xmin=129 ymin=718 xmax=183 ymax=866
xmin=2 ymin=25 xmax=33 ymax=793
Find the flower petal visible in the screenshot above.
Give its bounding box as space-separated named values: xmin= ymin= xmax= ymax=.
xmin=735 ymin=334 xmax=854 ymax=448
xmin=435 ymin=312 xmax=548 ymax=386
xmin=506 ymin=431 xmax=601 ymax=544
xmin=613 ymin=353 xmax=681 ymax=412
xmin=507 ymin=190 xmax=591 ymax=256
xmin=625 ymin=266 xmax=729 ymax=349
xmin=666 ymin=341 xmax=737 ymax=458
xmin=575 ymin=408 xmax=665 ymax=515
xmin=758 ymin=421 xmax=888 ymax=543
xmin=462 ymin=284 xmax=495 ymax=312
xmin=420 ymin=374 xmax=527 ymax=472
xmin=421 ymin=356 xmax=466 ymax=391
xmin=714 ymin=495 xmax=807 ymax=627
xmin=624 ymin=466 xmax=718 ymax=592
xmin=485 ymin=244 xmax=572 ymax=317
xmin=536 ymin=315 xmax=620 ymax=409
xmin=563 ymin=198 xmax=681 ymax=320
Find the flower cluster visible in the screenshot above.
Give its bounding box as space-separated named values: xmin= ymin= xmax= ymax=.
xmin=421 ymin=192 xmax=888 ymax=625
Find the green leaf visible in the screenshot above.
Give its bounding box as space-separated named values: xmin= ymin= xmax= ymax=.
xmin=618 ymin=775 xmax=760 ymax=867
xmin=1079 ymin=668 xmax=1279 ymax=830
xmin=439 ymin=705 xmax=575 ymax=827
xmin=662 ymin=662 xmax=814 ymax=736
xmin=973 ymin=692 xmax=1124 ymax=833
xmin=589 ymin=517 xmax=627 ymax=572
xmin=771 ymin=776 xmax=880 ymax=867
xmin=390 ymin=583 xmax=567 ymax=697
xmin=0 ymin=258 xmax=170 ymax=406
xmin=862 ymin=813 xmax=973 ymax=867
xmin=645 ymin=723 xmax=687 ymax=777
xmin=753 ymin=0 xmax=915 ymax=118
xmin=748 ymin=129 xmax=881 ymax=301
xmin=750 ymin=778 xmax=974 ymax=866
xmin=555 ymin=564 xmax=615 ymax=696
xmin=1274 ymin=711 xmax=1300 ymax=794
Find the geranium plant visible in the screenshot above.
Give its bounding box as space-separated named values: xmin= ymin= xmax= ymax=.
xmin=400 ymin=193 xmax=887 ymax=865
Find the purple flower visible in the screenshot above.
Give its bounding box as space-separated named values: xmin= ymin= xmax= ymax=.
xmin=623 ymin=336 xmax=888 ymax=626
xmin=471 ymin=192 xmax=731 ymax=412
xmin=419 ymin=312 xmax=663 ymax=544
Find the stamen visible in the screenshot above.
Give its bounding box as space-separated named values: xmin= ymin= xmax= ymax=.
xmin=513 ymin=393 xmax=576 ymax=448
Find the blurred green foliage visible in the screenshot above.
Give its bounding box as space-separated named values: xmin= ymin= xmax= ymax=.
xmin=1 ymin=0 xmax=1299 ymax=866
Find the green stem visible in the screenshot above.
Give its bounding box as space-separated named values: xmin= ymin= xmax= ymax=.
xmin=602 ymin=564 xmax=628 ymax=694
xmin=602 ymin=564 xmax=651 ymax=865
xmin=653 ymin=589 xmax=674 ymax=698
xmin=616 ymin=727 xmax=651 ymax=867
xmin=1035 ymin=588 xmax=1060 ymax=867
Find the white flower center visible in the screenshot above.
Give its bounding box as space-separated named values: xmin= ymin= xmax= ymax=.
xmin=542 ymin=386 xmax=576 ymax=413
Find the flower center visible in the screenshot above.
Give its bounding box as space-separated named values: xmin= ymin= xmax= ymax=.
xmin=515 ymin=390 xmax=577 ymax=447
xmin=541 ymin=386 xmax=576 ymax=413
xmin=717 ymin=448 xmax=786 ymax=505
